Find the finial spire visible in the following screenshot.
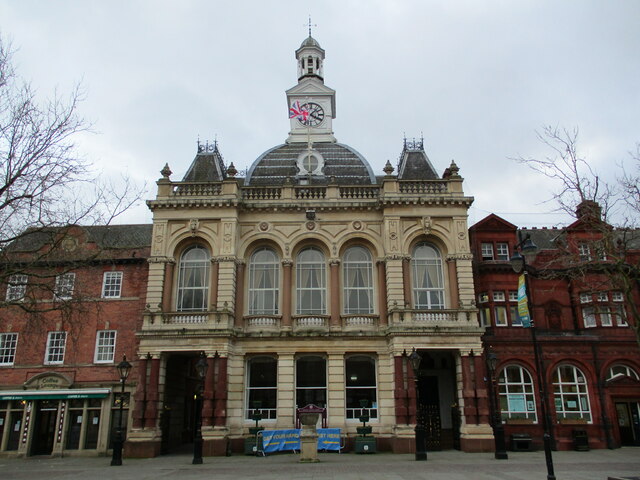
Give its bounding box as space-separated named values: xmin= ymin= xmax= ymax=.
xmin=306 ymin=15 xmax=317 ymax=36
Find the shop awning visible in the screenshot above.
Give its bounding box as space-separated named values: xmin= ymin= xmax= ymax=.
xmin=0 ymin=388 xmax=111 ymax=401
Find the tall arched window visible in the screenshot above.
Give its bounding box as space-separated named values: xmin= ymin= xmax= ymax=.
xmin=553 ymin=365 xmax=592 ymax=422
xmin=498 ymin=365 xmax=537 ymax=422
xmin=343 ymin=246 xmax=374 ymax=314
xmin=411 ymin=242 xmax=445 ymax=309
xmin=176 ymin=245 xmax=210 ymax=311
xmin=248 ymin=247 xmax=280 ymax=315
xmin=296 ymin=247 xmax=326 ymax=315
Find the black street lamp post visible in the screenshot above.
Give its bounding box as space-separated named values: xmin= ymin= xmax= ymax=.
xmin=409 ymin=348 xmax=427 ymax=461
xmin=486 ymin=352 xmax=508 ymax=459
xmin=111 ymin=354 xmax=132 ymax=466
xmin=510 ymin=233 xmax=556 ymax=480
xmin=193 ymin=351 xmax=209 ymax=465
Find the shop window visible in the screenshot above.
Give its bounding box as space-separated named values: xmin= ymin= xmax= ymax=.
xmin=296 ymin=248 xmax=326 ymax=315
xmin=411 ymin=243 xmax=445 ymax=310
xmin=246 ymin=356 xmax=277 ymax=420
xmin=54 ymin=273 xmax=75 ymax=300
xmin=296 ymin=355 xmax=326 ymax=408
xmin=5 ymin=401 xmax=23 ymax=451
xmin=498 ymin=365 xmax=537 ymax=422
xmin=343 ymin=246 xmax=374 ymax=314
xmin=248 ymin=248 xmax=280 ymax=315
xmin=176 ymin=245 xmax=210 ymax=312
xmin=345 ymin=355 xmax=377 ymax=420
xmin=0 ymin=333 xmax=18 ymax=365
xmin=101 ymin=272 xmax=123 ymax=298
xmin=6 ymin=274 xmax=27 ymax=301
xmin=94 ymin=330 xmax=116 ymax=363
xmin=552 ymin=365 xmax=592 ymax=422
xmin=45 ymin=331 xmax=67 ymax=365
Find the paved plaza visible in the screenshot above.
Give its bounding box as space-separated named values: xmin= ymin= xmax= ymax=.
xmin=0 ymin=448 xmax=638 ymax=480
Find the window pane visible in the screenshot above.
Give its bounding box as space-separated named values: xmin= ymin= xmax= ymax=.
xmin=296 ymin=356 xmax=326 ymax=408
xmin=498 ymin=365 xmax=537 ymax=421
xmin=102 ymin=272 xmax=123 ymax=298
xmin=177 ymin=246 xmax=210 ymax=311
xmin=248 ymin=248 xmax=279 ymax=315
xmin=412 ymin=243 xmax=445 ymax=309
xmin=246 ymin=356 xmax=277 ymax=419
xmin=343 ymin=247 xmax=374 ymax=314
xmin=296 ymin=248 xmax=326 ymax=314
xmin=553 ymin=365 xmax=591 ymax=421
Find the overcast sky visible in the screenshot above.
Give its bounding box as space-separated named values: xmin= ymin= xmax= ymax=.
xmin=1 ymin=1 xmax=638 ymax=228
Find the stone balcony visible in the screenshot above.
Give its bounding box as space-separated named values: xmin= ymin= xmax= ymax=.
xmin=142 ymin=310 xmax=233 ymax=332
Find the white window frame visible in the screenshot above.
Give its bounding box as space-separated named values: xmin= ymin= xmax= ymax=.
xmin=612 ymin=291 xmax=624 ymax=302
xmin=0 ymin=333 xmax=18 ymax=365
xmin=579 ymin=292 xmax=592 ymax=304
xmin=6 ymin=274 xmax=28 ymax=302
xmin=508 ymin=291 xmax=518 ymax=302
xmin=248 ymin=247 xmax=280 ymax=315
xmin=498 ymin=365 xmax=537 ymax=422
xmin=493 ymin=291 xmax=505 ymax=302
xmin=481 ymin=243 xmax=494 ymax=260
xmin=582 ymin=306 xmax=597 ymax=328
xmin=496 ymin=243 xmax=510 ymax=261
xmin=578 ymin=243 xmax=592 ymax=261
xmin=101 ymin=272 xmax=123 ymax=298
xmin=176 ymin=245 xmax=210 ymax=312
xmin=411 ymin=243 xmax=445 ymax=310
xmin=245 ymin=356 xmax=278 ymax=420
xmin=607 ymin=365 xmax=640 ymax=381
xmin=345 ymin=355 xmax=378 ymax=421
xmin=553 ymin=365 xmax=592 ymax=422
xmin=45 ymin=331 xmax=67 ymax=365
xmin=494 ymin=305 xmax=508 ymax=326
xmin=94 ymin=330 xmax=117 ymax=363
xmin=295 ymin=248 xmax=327 ymax=315
xmin=55 ymin=273 xmax=76 ymax=300
xmin=342 ymin=246 xmax=374 ymax=315
xmin=599 ymin=306 xmax=613 ymax=327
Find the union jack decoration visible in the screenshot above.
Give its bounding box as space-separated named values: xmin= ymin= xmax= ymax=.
xmin=289 ymin=100 xmax=309 ymax=122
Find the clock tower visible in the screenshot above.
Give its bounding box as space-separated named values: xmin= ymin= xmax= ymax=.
xmin=286 ymin=35 xmax=337 ymax=144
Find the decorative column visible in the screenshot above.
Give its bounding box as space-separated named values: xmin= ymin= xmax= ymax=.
xmin=402 ymin=256 xmax=412 ymax=308
xmin=446 ymin=258 xmax=459 ymax=309
xmin=209 ymin=259 xmax=219 ymax=312
xmin=161 ymin=261 xmax=175 ymax=312
xmin=234 ymin=262 xmax=245 ymax=327
xmin=281 ymin=260 xmax=293 ymax=328
xmin=144 ymin=356 xmax=161 ymax=429
xmin=202 ymin=355 xmax=215 ymax=427
xmin=329 ymin=259 xmax=341 ymax=328
xmin=132 ymin=354 xmax=149 ymax=429
xmin=377 ymin=260 xmax=388 ymax=325
xmin=213 ymin=356 xmax=228 ymax=427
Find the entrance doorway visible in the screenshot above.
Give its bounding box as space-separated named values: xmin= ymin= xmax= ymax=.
xmin=31 ymin=400 xmax=58 ymax=455
xmin=615 ymin=401 xmax=640 ymax=446
xmin=161 ymin=353 xmax=202 ymax=454
xmin=414 ymin=350 xmax=457 ymax=450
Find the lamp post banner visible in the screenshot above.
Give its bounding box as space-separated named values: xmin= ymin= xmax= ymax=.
xmin=518 ymin=274 xmax=532 ymax=328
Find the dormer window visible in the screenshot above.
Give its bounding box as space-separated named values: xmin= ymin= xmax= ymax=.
xmin=296 ymin=150 xmax=324 ymax=177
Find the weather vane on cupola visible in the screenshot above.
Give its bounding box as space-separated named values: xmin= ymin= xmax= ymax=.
xmin=305 ymin=15 xmax=317 ymax=36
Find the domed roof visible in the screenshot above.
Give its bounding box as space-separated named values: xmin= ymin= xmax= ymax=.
xmin=300 ymin=35 xmax=321 ymax=49
xmin=246 ymin=142 xmax=376 ymax=186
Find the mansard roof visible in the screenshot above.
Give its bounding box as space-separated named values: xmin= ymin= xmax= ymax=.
xmin=397 ymin=139 xmax=439 ymax=180
xmin=181 ymin=142 xmax=226 ymax=182
xmin=245 ymin=142 xmax=376 ymax=185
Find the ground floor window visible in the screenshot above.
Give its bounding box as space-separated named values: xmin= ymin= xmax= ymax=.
xmin=246 ymin=356 xmax=277 ymax=420
xmin=66 ymin=398 xmax=103 ymax=450
xmin=0 ymin=400 xmax=23 ymax=451
xmin=498 ymin=365 xmax=537 ymax=422
xmin=345 ymin=355 xmax=377 ymax=420
xmin=552 ymin=365 xmax=592 ymax=422
xmin=296 ymin=355 xmax=326 ymax=408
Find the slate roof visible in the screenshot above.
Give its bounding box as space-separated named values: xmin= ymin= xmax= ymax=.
xmin=246 ymin=142 xmax=376 ymax=185
xmin=6 ymin=225 xmax=153 ymax=253
xmin=397 ymin=141 xmax=439 ymax=180
xmin=181 ymin=144 xmax=226 ymax=182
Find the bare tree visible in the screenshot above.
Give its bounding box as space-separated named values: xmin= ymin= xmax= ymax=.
xmin=0 ymin=37 xmax=144 ymax=315
xmin=514 ymin=127 xmax=640 ymax=347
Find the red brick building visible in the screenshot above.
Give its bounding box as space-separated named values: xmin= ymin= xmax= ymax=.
xmin=0 ymin=225 xmax=150 ymax=456
xmin=470 ymin=203 xmax=640 ymax=451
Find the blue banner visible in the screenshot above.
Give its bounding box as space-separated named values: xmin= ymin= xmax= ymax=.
xmin=260 ymin=428 xmax=341 ymax=453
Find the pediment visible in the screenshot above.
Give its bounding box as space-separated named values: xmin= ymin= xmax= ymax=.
xmin=605 ymin=375 xmax=640 ymax=387
xmin=286 ymin=81 xmax=336 ymax=96
xmin=470 ymin=214 xmax=517 ymax=232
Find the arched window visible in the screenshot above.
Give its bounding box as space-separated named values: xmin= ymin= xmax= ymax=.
xmin=607 ymin=364 xmax=640 ymax=381
xmin=248 ymin=247 xmax=280 ymax=315
xmin=343 ymin=246 xmax=374 ymax=314
xmin=176 ymin=245 xmax=210 ymax=311
xmin=411 ymin=242 xmax=445 ymax=309
xmin=553 ymin=365 xmax=592 ymax=422
xmin=498 ymin=365 xmax=537 ymax=422
xmin=345 ymin=355 xmax=377 ymax=420
xmin=246 ymin=356 xmax=277 ymax=420
xmin=296 ymin=247 xmax=326 ymax=315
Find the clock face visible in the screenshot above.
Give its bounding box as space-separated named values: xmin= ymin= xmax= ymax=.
xmin=299 ymin=102 xmax=324 ymax=127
